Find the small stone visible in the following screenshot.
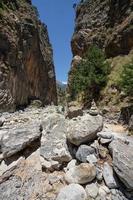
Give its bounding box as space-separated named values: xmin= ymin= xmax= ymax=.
xmin=100 ymin=138 xmax=112 ymax=144
xmin=65 ymin=163 xmax=96 ymax=184
xmin=40 ymin=156 xmax=60 ymax=171
xmin=64 ymin=159 xmax=77 ymax=172
xmin=99 ymin=145 xmax=109 ymax=159
xmin=97 ymin=132 xmax=113 ymax=139
xmin=103 ymin=162 xmax=118 ymax=189
xmin=56 ymin=184 xmax=87 ymax=200
xmin=111 ymin=189 xmax=117 ymax=195
xmin=85 ymin=183 xmax=99 ymax=198
xmin=96 ymin=167 xmax=103 ymax=182
xmin=99 ymin=187 xmax=106 ymax=197
xmin=86 ymin=154 xmax=98 ymax=164
xmin=41 ymin=156 xmax=52 ymax=169
xmin=89 ymin=100 xmax=99 ymax=116
xmin=100 ymin=185 xmax=110 ymax=194
xmin=76 ymin=145 xmax=95 ymax=162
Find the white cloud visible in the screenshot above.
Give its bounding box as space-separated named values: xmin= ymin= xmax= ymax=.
xmin=62 ymin=81 xmax=67 ymax=85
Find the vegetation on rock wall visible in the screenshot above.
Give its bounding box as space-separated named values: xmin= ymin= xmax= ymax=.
xmin=119 ymin=61 xmax=133 ymax=97
xmin=69 ymin=46 xmax=110 ymax=106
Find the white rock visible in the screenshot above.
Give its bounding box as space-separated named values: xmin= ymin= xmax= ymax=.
xmin=65 ymin=163 xmax=96 ymax=184
xmin=100 ymin=185 xmax=110 ymax=194
xmin=97 ymin=132 xmax=113 ymax=139
xmin=40 ymin=156 xmax=60 ymax=171
xmin=85 ymin=183 xmax=98 ymax=198
xmin=56 ymin=184 xmax=87 ymax=200
xmin=64 ymin=159 xmax=77 ymax=172
xmin=86 ymin=154 xmax=98 ymax=164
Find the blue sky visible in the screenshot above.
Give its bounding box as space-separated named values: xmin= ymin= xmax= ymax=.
xmin=32 ymin=0 xmax=80 ymax=83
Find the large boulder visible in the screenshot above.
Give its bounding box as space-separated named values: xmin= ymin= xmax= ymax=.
xmin=40 ymin=113 xmax=72 ymax=168
xmin=1 ymin=123 xmax=42 ymax=158
xmin=109 ymin=138 xmax=133 ymax=190
xmin=56 ymin=184 xmax=87 ymax=200
xmin=67 ymin=114 xmax=103 ymax=146
xmin=65 ymin=163 xmax=96 ymax=184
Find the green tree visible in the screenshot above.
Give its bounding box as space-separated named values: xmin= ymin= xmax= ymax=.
xmin=119 ymin=62 xmax=133 ymax=96
xmin=70 ymin=46 xmax=110 ymax=105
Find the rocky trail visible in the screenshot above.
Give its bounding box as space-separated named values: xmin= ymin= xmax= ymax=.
xmin=0 ymin=103 xmax=133 ymax=200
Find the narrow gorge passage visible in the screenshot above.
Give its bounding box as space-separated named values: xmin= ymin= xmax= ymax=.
xmin=0 ymin=0 xmax=133 ymax=200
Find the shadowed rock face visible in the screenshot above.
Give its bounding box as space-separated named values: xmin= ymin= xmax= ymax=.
xmin=71 ymin=0 xmax=133 ymax=58
xmin=0 ymin=0 xmax=57 ymax=112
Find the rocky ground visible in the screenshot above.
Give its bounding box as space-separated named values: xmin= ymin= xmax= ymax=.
xmin=0 ymin=103 xmax=133 ymax=200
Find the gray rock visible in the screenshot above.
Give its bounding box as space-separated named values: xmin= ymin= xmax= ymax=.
xmin=100 ymin=138 xmax=112 ymax=144
xmin=103 ymin=162 xmax=118 ymax=189
xmin=86 ymin=154 xmax=98 ymax=164
xmin=76 ymin=145 xmax=95 ymax=162
xmin=97 ymin=132 xmax=113 ymax=139
xmin=96 ymin=167 xmax=103 ymax=182
xmin=65 ymin=163 xmax=96 ymax=184
xmin=1 ymin=123 xmax=42 ymax=158
xmin=89 ymin=100 xmax=99 ymax=116
xmin=56 ymin=184 xmax=87 ymax=200
xmin=40 ymin=113 xmax=72 ymax=166
xmin=67 ymin=114 xmax=103 ymax=146
xmin=85 ymin=183 xmax=99 ymax=198
xmin=109 ymin=139 xmax=133 ymax=190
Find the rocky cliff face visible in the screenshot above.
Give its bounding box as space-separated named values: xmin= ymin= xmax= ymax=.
xmin=0 ymin=0 xmax=57 ymax=112
xmin=71 ymin=0 xmax=133 ymax=57
xmin=68 ymin=0 xmax=133 ymax=111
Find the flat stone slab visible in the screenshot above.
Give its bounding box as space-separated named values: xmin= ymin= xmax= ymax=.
xmin=1 ymin=123 xmax=42 ymax=158
xmin=40 ymin=113 xmax=72 ymax=165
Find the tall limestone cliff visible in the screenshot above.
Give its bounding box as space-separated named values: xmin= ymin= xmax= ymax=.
xmin=68 ymin=0 xmax=133 ymax=111
xmin=0 ymin=0 xmax=57 ymax=112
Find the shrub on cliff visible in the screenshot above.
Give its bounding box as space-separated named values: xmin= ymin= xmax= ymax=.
xmin=119 ymin=62 xmax=133 ymax=96
xmin=70 ymin=46 xmax=110 ymax=105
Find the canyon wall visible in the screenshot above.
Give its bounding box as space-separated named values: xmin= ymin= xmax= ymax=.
xmin=68 ymin=0 xmax=133 ymax=111
xmin=0 ymin=0 xmax=57 ymax=112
